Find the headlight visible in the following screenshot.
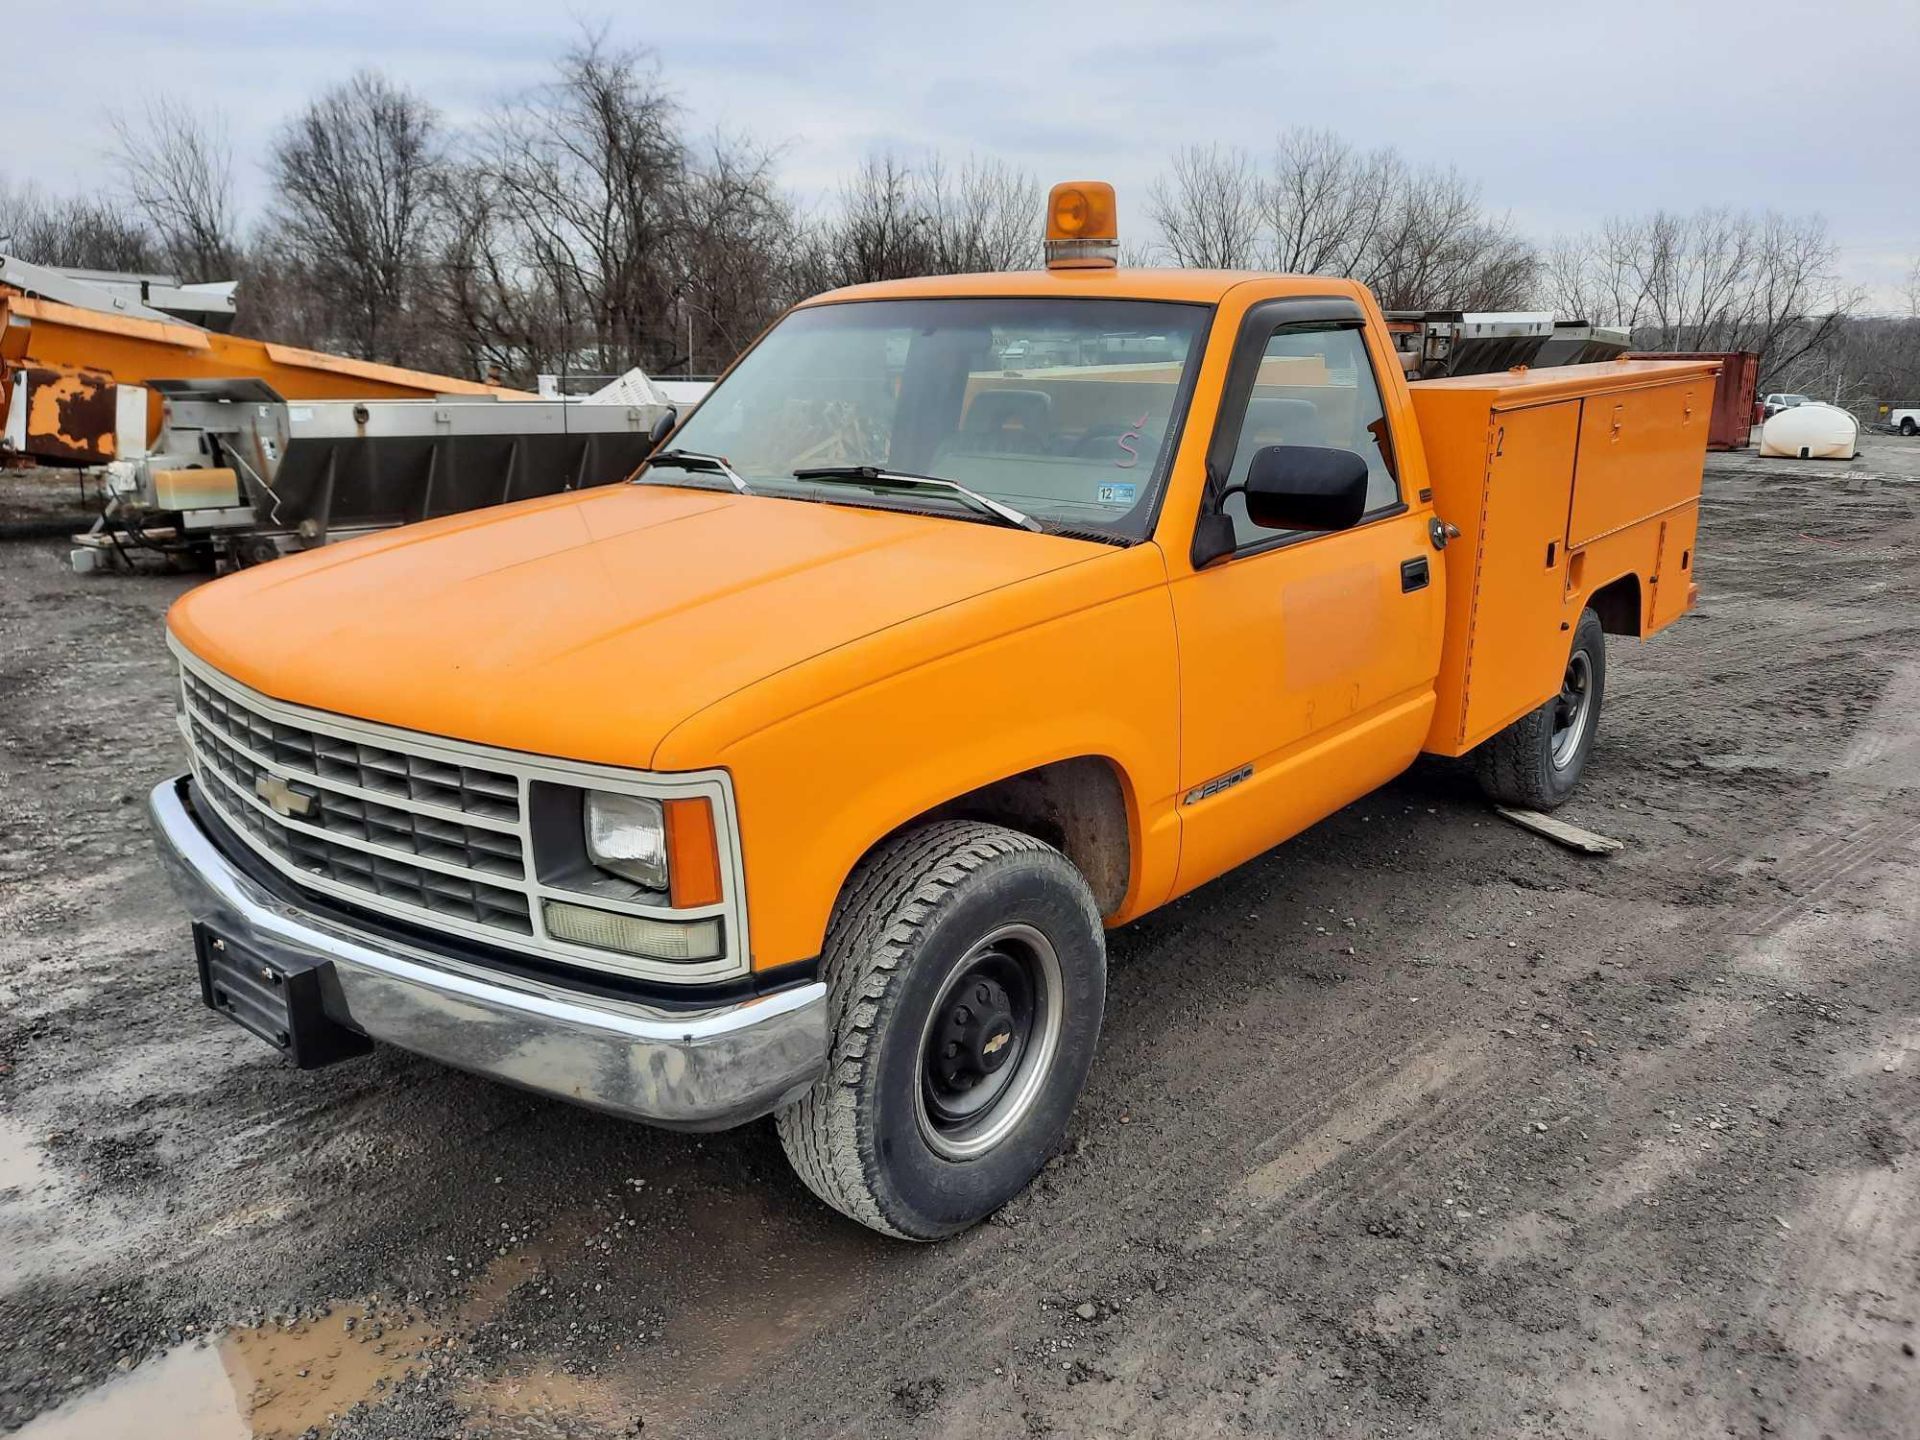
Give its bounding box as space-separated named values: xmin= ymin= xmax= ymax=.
xmin=584 ymin=792 xmax=668 ymax=891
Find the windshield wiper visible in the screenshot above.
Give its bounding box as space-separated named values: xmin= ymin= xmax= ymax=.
xmin=644 ymin=448 xmax=754 ymax=495
xmin=791 ymin=465 xmax=1043 ymax=533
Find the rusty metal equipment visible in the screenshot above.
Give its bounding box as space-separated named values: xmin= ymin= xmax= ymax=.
xmin=0 ymin=253 xmax=522 ymax=470
xmin=1626 ymin=350 xmax=1758 ymax=451
xmin=86 ymin=380 xmax=670 ymax=569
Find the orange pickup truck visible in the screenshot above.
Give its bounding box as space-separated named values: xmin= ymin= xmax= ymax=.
xmin=150 ymin=182 xmax=1711 ymax=1239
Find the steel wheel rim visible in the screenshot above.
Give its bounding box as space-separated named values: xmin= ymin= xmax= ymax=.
xmin=1550 ymin=648 xmax=1594 ymax=770
xmin=914 ymin=922 xmax=1064 ymax=1162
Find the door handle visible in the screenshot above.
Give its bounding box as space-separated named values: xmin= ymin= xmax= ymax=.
xmin=1400 ymin=556 xmax=1430 ymax=592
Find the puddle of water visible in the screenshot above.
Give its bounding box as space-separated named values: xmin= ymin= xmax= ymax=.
xmin=0 ymin=1113 xmax=71 ymax=1292
xmin=16 ymin=1251 xmax=541 ymax=1440
xmin=16 ymin=1185 xmax=878 ymax=1438
xmin=13 ymin=1342 xmax=250 ymax=1440
xmin=0 ymin=1114 xmax=51 ymax=1192
xmin=459 ymin=1363 xmax=628 ymax=1439
xmin=224 ymin=1303 xmax=449 ymax=1439
xmin=1 ymin=1112 xmax=173 ymax=1289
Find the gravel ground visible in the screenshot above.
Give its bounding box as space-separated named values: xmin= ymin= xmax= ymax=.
xmin=2 ymin=436 xmax=1918 ymax=1439
xmin=0 ymin=469 xmax=102 ymax=532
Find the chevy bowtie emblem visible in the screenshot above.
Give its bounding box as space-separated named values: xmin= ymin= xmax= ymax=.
xmin=255 ymin=774 xmax=315 ymax=819
xmin=983 ymin=1031 xmax=1011 ymax=1056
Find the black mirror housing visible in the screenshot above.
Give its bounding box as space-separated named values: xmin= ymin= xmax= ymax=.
xmin=647 ymin=408 xmax=678 ymax=450
xmin=1239 ymin=444 xmax=1370 ymax=533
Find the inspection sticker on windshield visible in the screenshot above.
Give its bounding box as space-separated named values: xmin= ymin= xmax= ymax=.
xmin=1096 ymin=482 xmax=1137 ymax=506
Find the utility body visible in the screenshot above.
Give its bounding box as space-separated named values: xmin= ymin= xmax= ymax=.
xmin=151 ymin=182 xmax=1710 ymax=1237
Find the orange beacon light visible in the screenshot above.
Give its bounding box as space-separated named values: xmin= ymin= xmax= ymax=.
xmin=1045 ymin=182 xmax=1119 ymax=270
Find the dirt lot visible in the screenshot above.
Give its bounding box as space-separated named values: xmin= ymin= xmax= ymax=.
xmin=3 ymin=436 xmax=1918 ymax=1439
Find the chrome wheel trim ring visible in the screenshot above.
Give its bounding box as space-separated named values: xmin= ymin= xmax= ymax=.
xmin=912 ymin=922 xmax=1065 ymax=1162
xmin=1550 ymin=648 xmax=1595 ymax=771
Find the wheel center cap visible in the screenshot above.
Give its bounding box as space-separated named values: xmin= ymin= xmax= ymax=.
xmin=936 ymin=975 xmax=1019 ymax=1085
xmin=977 ymin=1010 xmax=1016 ymax=1072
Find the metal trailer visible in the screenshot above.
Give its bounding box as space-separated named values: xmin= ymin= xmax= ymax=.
xmin=88 ymin=380 xmax=671 ymax=569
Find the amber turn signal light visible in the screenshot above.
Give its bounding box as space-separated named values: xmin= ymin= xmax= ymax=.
xmin=664 ymin=797 xmax=724 ymax=908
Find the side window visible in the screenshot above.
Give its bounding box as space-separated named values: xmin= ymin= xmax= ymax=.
xmin=1219 ymin=325 xmax=1400 ymax=551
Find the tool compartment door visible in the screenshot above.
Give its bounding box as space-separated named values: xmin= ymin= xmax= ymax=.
xmin=1647 ymin=500 xmax=1702 ymax=632
xmin=1452 ymin=400 xmax=1579 ymax=750
xmin=1569 ymin=378 xmax=1705 ymax=547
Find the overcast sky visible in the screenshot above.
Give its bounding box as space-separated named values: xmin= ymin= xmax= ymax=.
xmin=8 ymin=0 xmax=1917 ymax=309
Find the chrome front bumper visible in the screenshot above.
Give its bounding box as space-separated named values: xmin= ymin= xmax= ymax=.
xmin=148 ymin=776 xmax=828 ymax=1131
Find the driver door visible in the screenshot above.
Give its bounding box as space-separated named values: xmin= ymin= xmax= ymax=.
xmin=1169 ymin=303 xmax=1443 ymax=895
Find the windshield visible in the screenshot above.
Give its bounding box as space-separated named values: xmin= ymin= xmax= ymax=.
xmin=654 ymin=297 xmax=1211 ymax=540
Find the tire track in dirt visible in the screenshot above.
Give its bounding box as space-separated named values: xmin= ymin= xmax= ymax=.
xmin=814 ymin=1013 xmax=1495 ymax=1439
xmin=787 ymin=661 xmax=1920 ymax=1439
xmin=1001 ymin=640 xmax=1920 ymax=1439
xmin=882 ymin=1024 xmax=1477 ymax=1348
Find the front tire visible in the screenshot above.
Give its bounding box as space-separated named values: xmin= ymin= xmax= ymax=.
xmin=776 ymin=821 xmax=1106 ymax=1240
xmin=1901 ymin=418 xmax=1917 ymax=437
xmin=1472 ymin=607 xmax=1607 ymax=810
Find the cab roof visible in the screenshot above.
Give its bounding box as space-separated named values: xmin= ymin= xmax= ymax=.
xmin=801 ymin=268 xmax=1369 ymax=308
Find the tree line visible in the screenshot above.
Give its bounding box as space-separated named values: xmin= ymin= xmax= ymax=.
xmin=1 ymin=33 xmax=1913 ymax=409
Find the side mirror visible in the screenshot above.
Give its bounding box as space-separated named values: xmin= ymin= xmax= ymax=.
xmin=646 ymin=408 xmax=677 ymax=451
xmin=1236 ymin=444 xmax=1369 ymax=533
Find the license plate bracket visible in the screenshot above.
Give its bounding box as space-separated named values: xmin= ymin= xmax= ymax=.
xmin=194 ymin=924 xmax=373 ymax=1070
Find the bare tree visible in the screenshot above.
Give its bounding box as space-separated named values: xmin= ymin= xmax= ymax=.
xmin=807 ymin=152 xmax=936 ymax=288
xmin=1548 ymin=207 xmax=1858 ymax=383
xmin=1767 ymin=314 xmax=1920 ymax=416
xmin=1263 ymin=129 xmax=1393 ymax=277
xmin=1147 ymin=133 xmax=1534 ymax=306
xmin=798 ymin=150 xmax=1042 ymax=292
xmin=672 ymin=136 xmax=805 ymax=373
xmin=267 ymin=71 xmax=444 ymax=361
xmin=1145 ymin=145 xmax=1262 ymax=269
xmin=109 ymin=98 xmax=238 ymax=280
xmin=1358 ymin=162 xmax=1534 ymax=310
xmin=0 ymin=178 xmax=161 ymax=271
xmin=485 ymin=31 xmax=685 ymax=374
xmin=432 ymin=161 xmax=568 ymax=383
xmin=920 ymin=156 xmax=1041 ymax=274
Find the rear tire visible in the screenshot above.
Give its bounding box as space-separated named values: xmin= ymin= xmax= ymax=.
xmin=776 ymin=821 xmax=1107 ymax=1240
xmin=1901 ymin=418 xmax=1917 ymax=437
xmin=1472 ymin=607 xmax=1607 ymax=810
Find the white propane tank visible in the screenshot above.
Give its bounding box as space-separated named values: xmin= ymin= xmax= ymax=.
xmin=1760 ymin=402 xmax=1858 ymax=460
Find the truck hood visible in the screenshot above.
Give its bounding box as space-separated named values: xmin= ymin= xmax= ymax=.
xmin=168 ymin=484 xmax=1106 ymax=768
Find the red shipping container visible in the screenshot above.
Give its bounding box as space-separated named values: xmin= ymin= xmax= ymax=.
xmin=1626 ymin=350 xmax=1758 ymax=451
